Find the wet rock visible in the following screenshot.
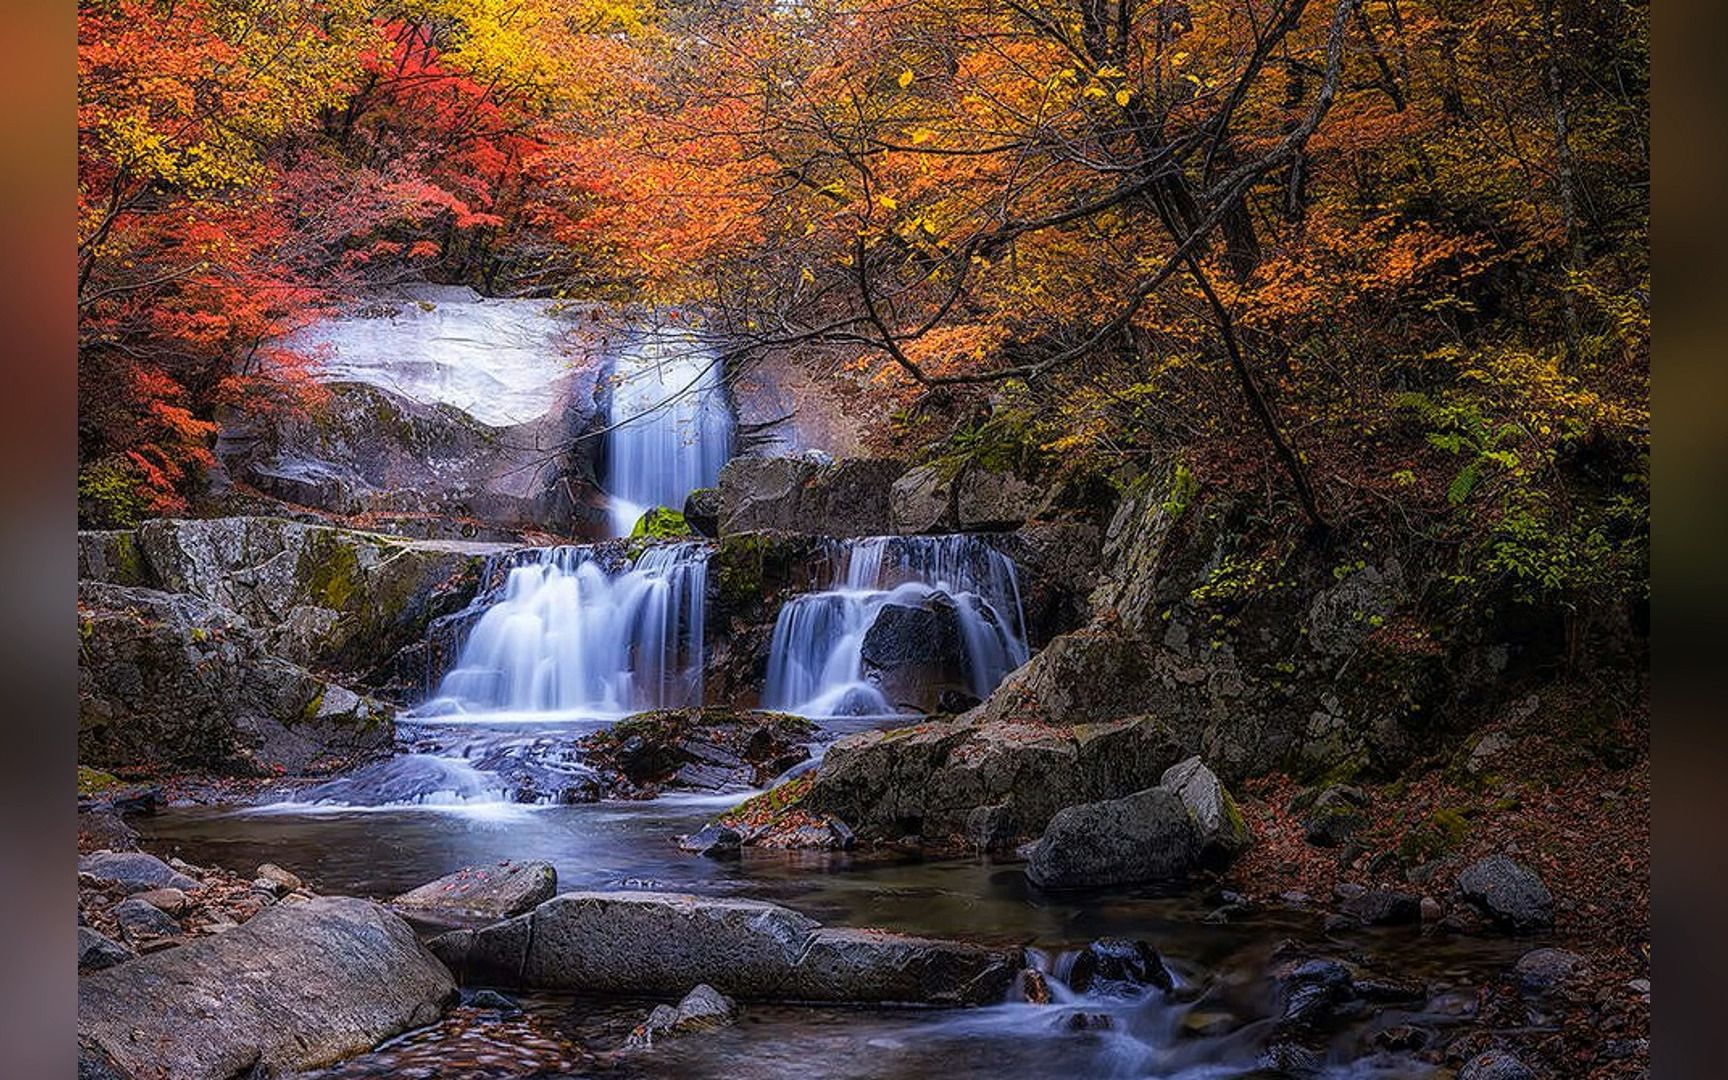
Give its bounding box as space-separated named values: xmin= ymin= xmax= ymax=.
xmin=625 ymin=983 xmax=739 ymax=1048
xmin=1063 ymin=1012 xmax=1114 ymax=1031
xmin=77 ymin=927 xmax=133 ymax=972
xmin=392 ymin=860 xmax=557 ymax=921
xmin=1457 ymin=855 xmax=1554 ymax=932
xmin=432 ymin=890 xmax=1021 ymax=1005
xmin=1368 ymin=1024 xmax=1429 ymax=1052
xmin=1067 ymin=938 xmax=1173 ymax=995
xmin=1018 ymin=968 xmax=1052 ymax=1004
xmin=1300 ymin=785 xmax=1368 ymax=848
xmin=79 ymin=896 xmax=454 ymax=1080
xmin=112 ymin=896 xmax=182 ymax=942
xmin=465 ymin=988 xmax=522 ymax=1015
xmin=682 ymin=487 xmax=720 ymax=537
xmin=1339 ymin=888 xmax=1422 ymax=927
xmin=679 ymin=824 xmax=744 ymax=857
xmin=890 ymin=464 xmax=1038 ymax=533
xmin=1276 ymin=958 xmax=1362 ymax=1031
xmin=1258 ymin=1043 xmax=1325 ymax=1076
xmin=1025 ymin=786 xmax=1199 ymax=890
xmin=1420 ymin=895 xmax=1445 ymax=923
xmin=578 ymin=708 xmax=815 ymax=796
xmin=719 ymin=457 xmax=903 ymax=537
xmin=77 ymin=852 xmax=201 ymax=895
xmin=858 ymin=594 xmax=973 ymax=712
xmin=1160 ymin=756 xmax=1251 ymax=863
xmin=1514 ymin=947 xmax=1590 ymax=993
xmin=1457 ymin=1048 xmax=1538 ymax=1080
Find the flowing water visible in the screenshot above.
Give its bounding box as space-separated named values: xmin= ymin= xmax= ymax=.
xmin=763 ymin=535 xmax=1029 ymax=717
xmin=422 ymin=543 xmax=710 ymax=720
xmin=603 ymin=329 xmax=734 ymax=536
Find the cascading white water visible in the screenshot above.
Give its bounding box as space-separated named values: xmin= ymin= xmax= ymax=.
xmin=605 ymin=329 xmax=734 ymax=536
xmin=762 ymin=535 xmax=1030 ymax=717
xmin=422 ymin=542 xmax=710 ymax=718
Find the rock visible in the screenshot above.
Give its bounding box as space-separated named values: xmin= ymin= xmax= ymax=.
xmin=1515 ymin=947 xmax=1590 ymax=993
xmin=889 ymin=464 xmax=954 ymax=534
xmin=256 ymin=863 xmax=304 ymax=894
xmin=122 ymin=517 xmax=505 ymax=675
xmin=79 ymin=896 xmax=455 ymax=1080
xmin=781 ymin=927 xmax=1020 ymax=1005
xmin=133 ymin=888 xmax=190 ymax=916
xmin=955 ymin=466 xmax=1041 ymax=530
xmin=77 ymin=809 xmax=139 ymax=854
xmin=392 ymin=861 xmax=557 ymax=921
xmin=1301 ymin=785 xmax=1368 ymax=847
xmin=578 ymin=709 xmax=815 ymax=796
xmin=631 ymin=506 xmax=694 ymax=539
xmin=679 ymin=824 xmax=743 ymax=857
xmin=112 ymin=896 xmax=182 ymax=942
xmin=1067 ymin=939 xmax=1173 ymax=994
xmin=1276 ymin=958 xmax=1360 ymax=1031
xmin=1457 ymin=1048 xmax=1538 ymax=1080
xmin=1025 ymin=786 xmax=1199 ymax=890
xmin=1018 ymin=968 xmax=1052 ymax=1004
xmin=683 ymin=487 xmax=720 ymax=537
xmin=77 ymin=582 xmax=393 ymax=777
xmin=1159 ymin=756 xmax=1251 ymax=863
xmin=77 ymin=927 xmax=133 ymax=972
xmin=431 ymin=890 xmax=1020 ymax=1005
xmin=965 ymin=804 xmax=1018 ymax=853
xmin=1064 ymin=1012 xmax=1114 ymax=1031
xmin=625 ymin=983 xmax=739 ymax=1048
xmin=1457 ymin=855 xmax=1554 ymax=932
xmin=719 ymin=456 xmax=902 ymax=537
xmin=791 ymin=710 xmax=1187 ymax=846
xmin=1339 ymin=888 xmax=1422 ymax=927
xmin=77 ymin=852 xmax=201 ymax=894
xmin=465 ymin=989 xmax=522 ymax=1014
xmin=857 ymin=594 xmax=973 ymax=712
xmin=1420 ymin=896 xmax=1444 ymax=922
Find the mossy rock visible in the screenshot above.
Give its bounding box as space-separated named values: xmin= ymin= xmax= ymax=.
xmin=77 ymin=766 xmax=124 ymax=798
xmin=631 ymin=506 xmax=695 ymax=540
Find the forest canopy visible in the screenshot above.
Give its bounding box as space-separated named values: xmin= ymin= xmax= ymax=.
xmin=78 ymin=0 xmax=1647 ymax=641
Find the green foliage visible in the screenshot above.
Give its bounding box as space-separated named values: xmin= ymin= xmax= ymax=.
xmin=1394 ymin=391 xmax=1523 ymax=506
xmin=1478 ymin=491 xmax=1646 ymax=609
xmin=1398 ymin=807 xmax=1470 ymax=864
xmin=631 ymin=506 xmax=694 ymax=539
xmin=1159 ymin=461 xmax=1198 ymax=520
xmin=77 ymin=457 xmax=150 ymax=530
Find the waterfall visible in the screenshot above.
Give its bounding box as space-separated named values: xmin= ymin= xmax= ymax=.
xmin=604 ymin=329 xmax=734 ymax=536
xmin=420 ymin=542 xmax=710 ymax=718
xmin=762 ymin=535 xmax=1030 ymax=717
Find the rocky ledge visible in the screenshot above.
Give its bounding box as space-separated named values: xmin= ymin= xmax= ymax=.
xmin=428 ymin=890 xmax=1021 ymax=1006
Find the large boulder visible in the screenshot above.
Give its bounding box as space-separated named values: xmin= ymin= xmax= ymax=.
xmin=391 ymin=861 xmax=558 ymax=921
xmin=1160 ymin=756 xmax=1251 ymax=862
xmin=78 ymin=896 xmax=454 ymax=1080
xmin=1457 ymin=855 xmax=1555 ymax=932
xmin=1025 ymin=786 xmax=1200 ymax=890
xmin=429 ymin=891 xmax=1019 ymax=1005
xmin=719 ymin=456 xmax=902 ymax=537
xmin=77 ymin=582 xmax=391 ymax=777
xmin=857 ymin=595 xmax=973 ymax=712
xmin=787 ymin=712 xmax=1189 ymax=845
xmin=891 ymin=464 xmax=1041 ymax=534
xmin=575 ymin=709 xmax=815 ymax=796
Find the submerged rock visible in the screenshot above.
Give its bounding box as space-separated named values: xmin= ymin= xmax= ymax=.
xmin=679 ymin=824 xmax=744 ymax=857
xmin=429 ymin=890 xmax=1020 ymax=1005
xmin=1067 ymin=938 xmax=1174 ymax=995
xmin=392 ymin=861 xmax=557 ymax=921
xmin=79 ymin=896 xmax=454 ymax=1080
xmin=625 ymin=984 xmax=739 ymax=1048
xmin=1457 ymin=855 xmax=1554 ymax=932
xmin=1025 ymin=786 xmax=1199 ymax=889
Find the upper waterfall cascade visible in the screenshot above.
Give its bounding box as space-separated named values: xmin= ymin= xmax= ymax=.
xmin=603 ymin=330 xmax=734 ymax=536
